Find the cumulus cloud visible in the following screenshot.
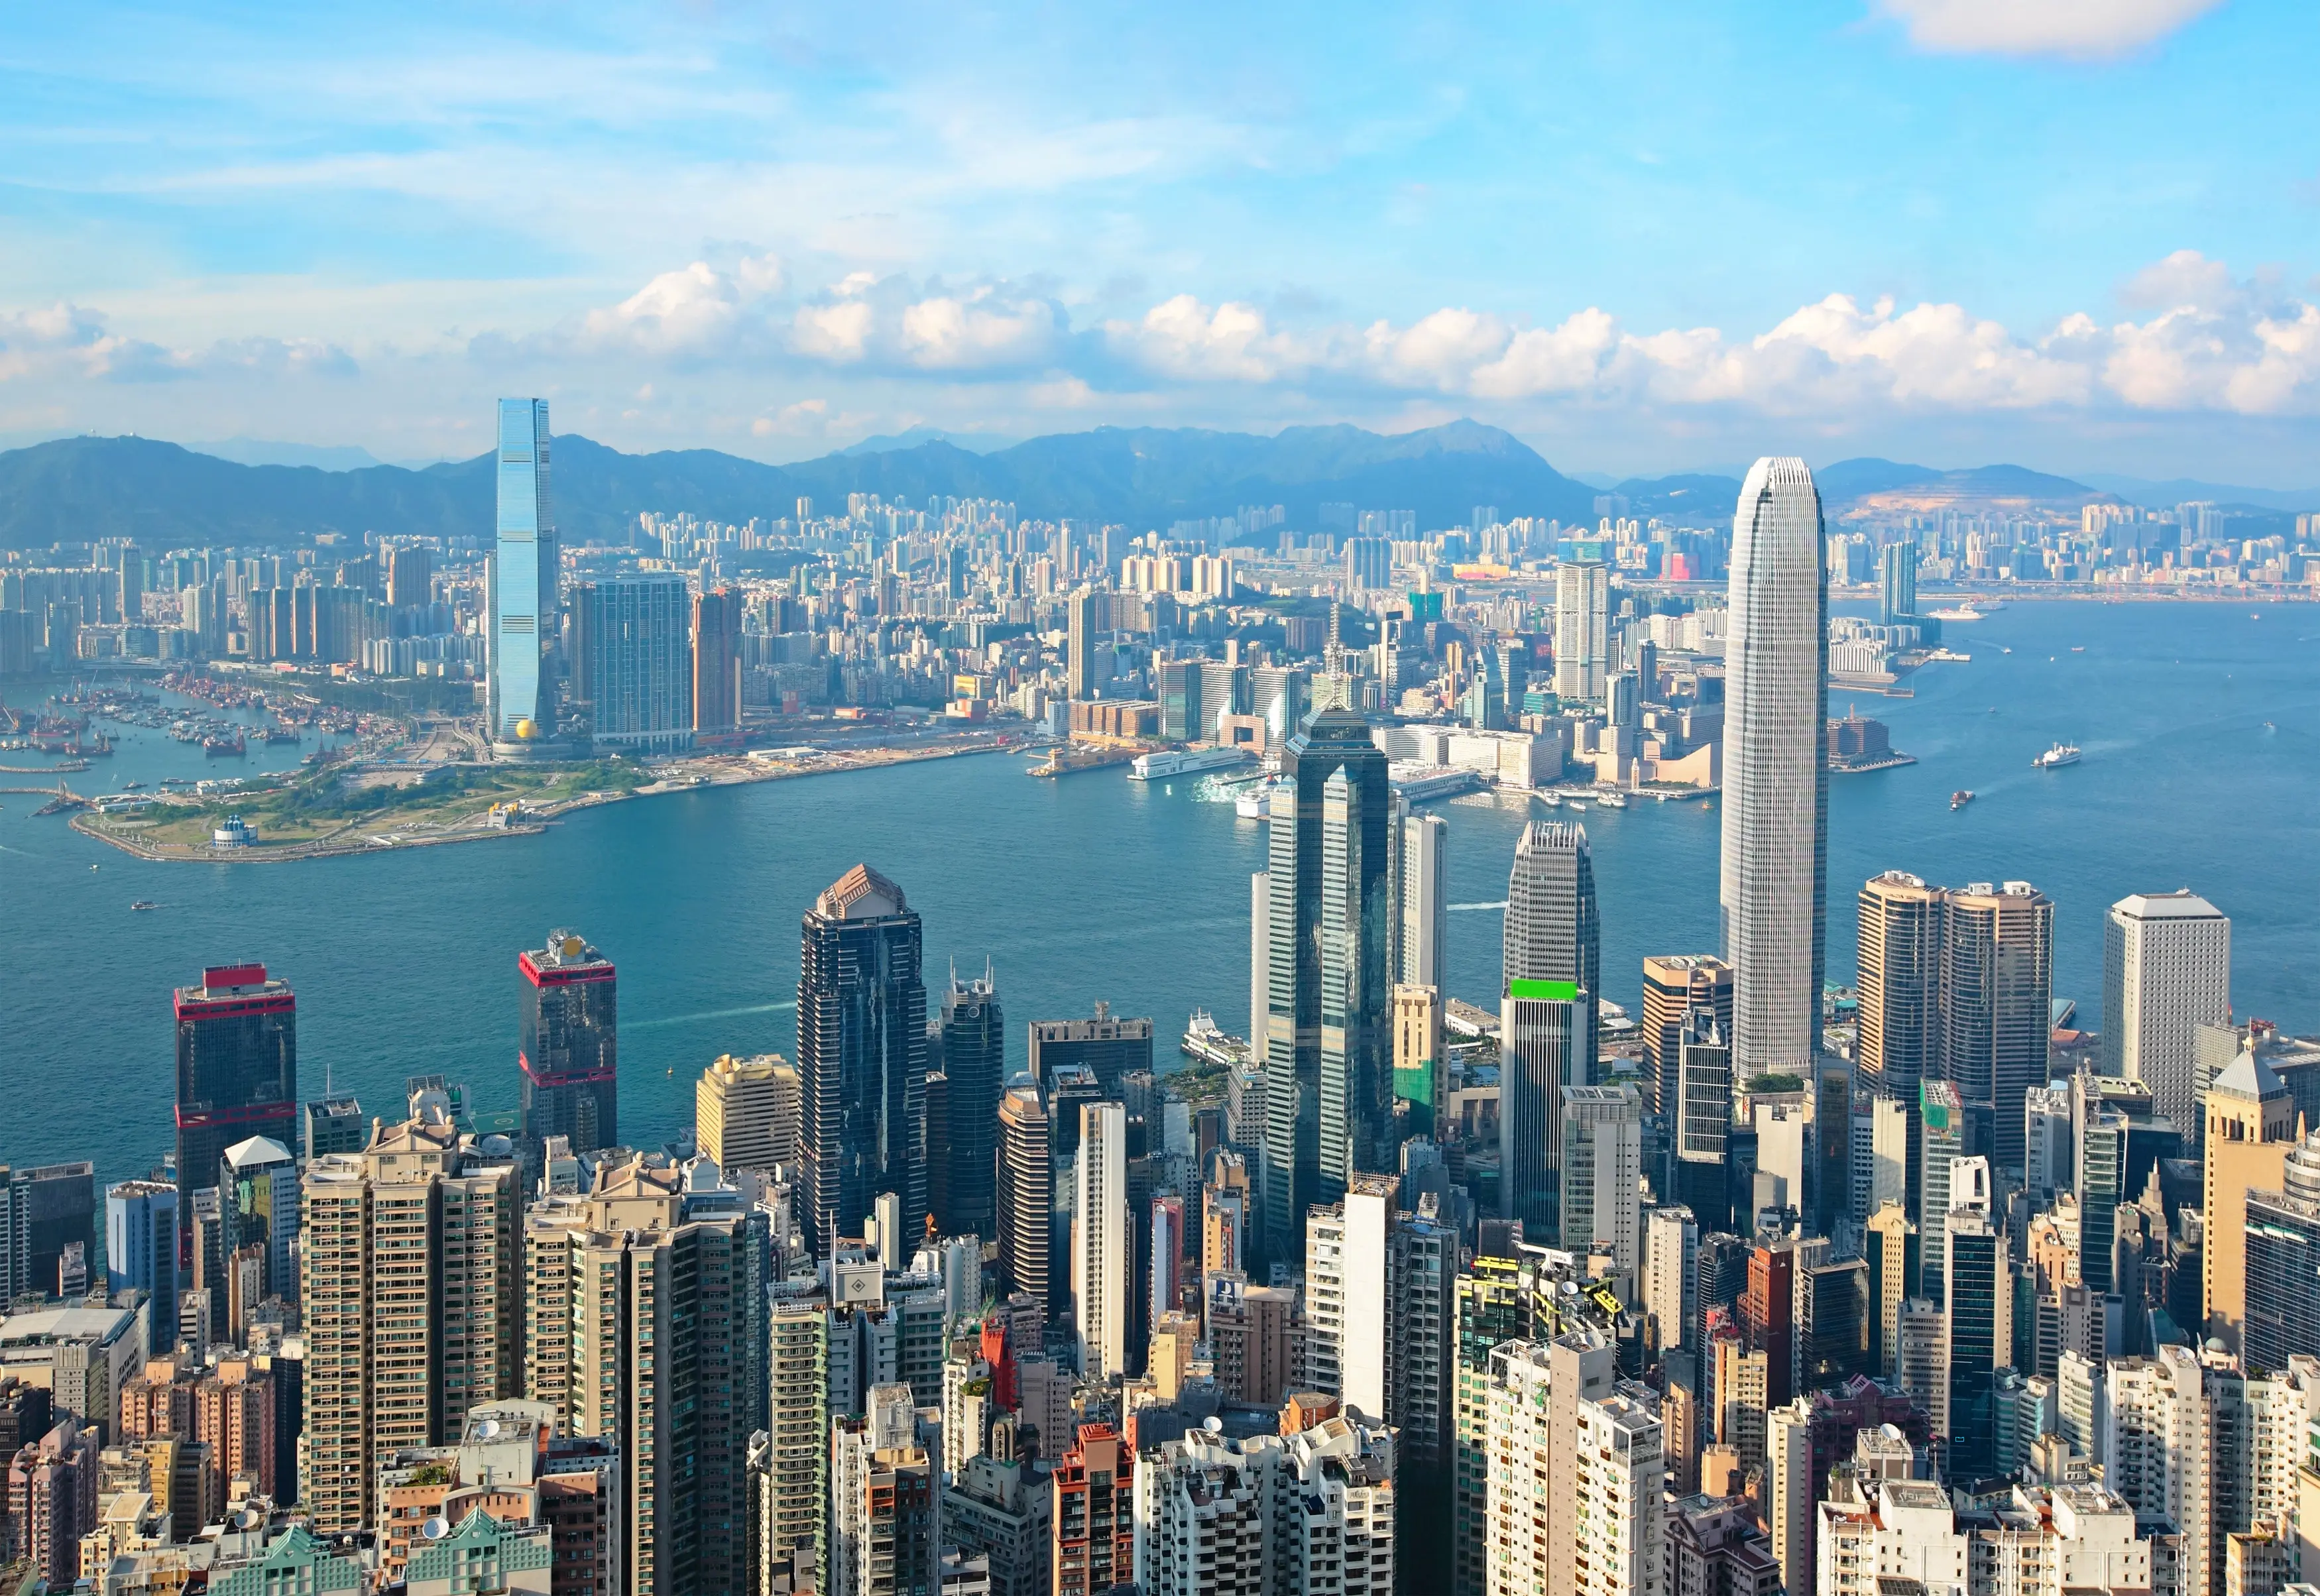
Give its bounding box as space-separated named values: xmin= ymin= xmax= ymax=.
xmin=577 ymin=254 xmax=786 ymax=356
xmin=1875 ymin=0 xmax=2227 ymax=60
xmin=0 ymin=302 xmax=355 ymax=384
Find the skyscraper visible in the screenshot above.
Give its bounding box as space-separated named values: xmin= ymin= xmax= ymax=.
xmin=1396 ymin=809 xmax=1449 ymax=990
xmin=1067 ymin=588 xmax=1100 ymax=700
xmin=1877 ymin=540 xmax=1917 ymax=624
xmin=1562 ymin=1085 xmax=1643 ymax=1279
xmin=1500 ymin=821 xmax=1599 ymax=1241
xmin=2103 ymin=890 xmax=2232 ymax=1131
xmin=174 ymin=964 xmax=297 ymax=1227
xmin=1719 ymin=457 xmax=1828 ymax=1078
xmin=2201 ymin=1045 xmax=2295 ymax=1353
xmin=1944 ymin=1208 xmax=2010 ymax=1482
xmin=490 ymin=397 xmax=557 ymax=746
xmin=937 ymin=964 xmax=1004 ymax=1239
xmin=1641 ymin=955 xmax=1731 ymax=1116
xmin=1940 ymin=881 xmax=2052 ymax=1173
xmin=692 ymin=584 xmax=743 ymax=734
xmin=105 ymin=1181 xmax=178 ymax=1354
xmin=1673 ymin=1011 xmax=1735 ymax=1232
xmin=1552 ymin=556 xmax=1610 ymax=703
xmin=518 ymin=930 xmax=617 ymax=1153
xmin=573 ymin=575 xmax=694 ymax=753
xmin=1259 ymin=708 xmax=1391 ymax=1267
xmin=1856 ymin=872 xmax=1943 ymax=1102
xmin=996 ymin=1076 xmax=1053 ymax=1316
xmin=797 ymin=866 xmax=929 ymax=1253
xmin=695 ymin=1053 xmax=799 ymax=1172
xmin=1025 ymin=1003 xmax=1151 ymax=1098
xmin=1072 ymin=1102 xmax=1129 ymax=1382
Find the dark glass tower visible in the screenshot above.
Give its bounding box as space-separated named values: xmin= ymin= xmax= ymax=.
xmin=938 ymin=962 xmax=1004 ymax=1239
xmin=519 ymin=930 xmax=618 ymax=1151
xmin=1499 ymin=821 xmax=1599 ymax=1241
xmin=174 ymin=964 xmax=297 ymax=1231
xmin=797 ymin=864 xmax=928 ymax=1254
xmin=1258 ymin=706 xmax=1391 ymax=1268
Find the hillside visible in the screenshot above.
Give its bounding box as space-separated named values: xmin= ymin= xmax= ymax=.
xmin=0 ymin=420 xmax=1598 ymax=547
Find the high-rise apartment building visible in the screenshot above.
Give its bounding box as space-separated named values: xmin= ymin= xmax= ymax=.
xmin=2104 ymin=891 xmax=2232 ymax=1131
xmin=1501 ymin=820 xmax=1599 ymax=1241
xmin=1877 ymin=540 xmax=1917 ymax=623
xmin=691 ymin=584 xmax=743 ymax=734
xmin=1942 ymin=881 xmax=2053 ymax=1173
xmin=1719 ymin=458 xmax=1828 ymax=1077
xmin=1483 ymin=1334 xmax=1660 ymax=1596
xmin=300 ymin=1110 xmax=521 ymax=1536
xmin=525 ymin=1155 xmax=764 ymax=1596
xmin=1259 ymin=708 xmax=1391 ymax=1266
xmin=996 ymin=1077 xmax=1053 ymax=1316
xmin=518 ymin=930 xmax=618 ymax=1153
xmin=759 ymin=1298 xmax=829 ymax=1569
xmin=174 ymin=963 xmax=296 ymax=1229
xmin=798 ymin=866 xmax=928 ymax=1253
xmin=1066 ymin=589 xmax=1100 ymax=700
xmin=1052 ymin=1424 xmax=1134 ymax=1596
xmin=1072 ymin=1102 xmax=1129 ymax=1382
xmin=1865 ymin=1202 xmax=1917 ymax=1377
xmin=1857 ymin=872 xmax=1943 ymax=1102
xmin=573 ymin=575 xmax=694 ymax=753
xmin=1302 ymin=1172 xmax=1396 ymax=1419
xmin=1132 ymin=1420 xmax=1397 ymax=1596
xmin=384 ymin=542 xmax=434 ymax=610
xmin=1641 ymin=956 xmax=1731 ymax=1115
xmin=1562 ymin=1085 xmax=1643 ymax=1279
xmin=1553 ymin=557 xmax=1610 ymax=703
xmin=490 ymin=397 xmax=557 ymax=745
xmin=938 ymin=966 xmax=1005 ymax=1239
xmin=1643 ymin=1205 xmax=1700 ymax=1357
xmin=695 ymin=1052 xmax=800 ymax=1172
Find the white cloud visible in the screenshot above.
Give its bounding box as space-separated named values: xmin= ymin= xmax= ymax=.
xmin=577 ymin=255 xmax=785 ymax=356
xmin=1875 ymin=0 xmax=2227 ymax=60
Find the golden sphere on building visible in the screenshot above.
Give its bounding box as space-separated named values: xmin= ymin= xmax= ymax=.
xmin=514 ymin=718 xmax=536 ymax=740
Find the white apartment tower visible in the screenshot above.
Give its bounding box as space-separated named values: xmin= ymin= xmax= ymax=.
xmin=1554 ymin=556 xmax=1611 ymax=703
xmin=2103 ymin=891 xmax=2231 ymax=1131
xmin=1719 ymin=458 xmax=1829 ymax=1077
xmin=1303 ymin=1172 xmax=1396 ymax=1419
xmin=1071 ymin=1102 xmax=1129 ymax=1382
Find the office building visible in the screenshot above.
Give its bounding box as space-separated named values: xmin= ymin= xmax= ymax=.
xmin=1026 ymin=1003 xmax=1150 ymax=1098
xmin=692 ymin=584 xmax=742 ymax=734
xmin=695 ymin=1053 xmax=800 ymax=1172
xmin=2203 ymin=1045 xmax=2295 ymax=1353
xmin=1643 ymin=1205 xmax=1700 ymax=1356
xmin=490 ymin=397 xmax=557 ymax=746
xmin=173 ymin=963 xmax=297 ymax=1230
xmin=1259 ymin=707 xmax=1392 ymax=1266
xmin=1857 ymin=872 xmax=1943 ymax=1102
xmin=300 ymin=1109 xmax=521 ymax=1535
xmin=798 ymin=865 xmax=929 ymax=1252
xmin=519 ymin=930 xmax=618 ymax=1153
xmin=303 ymin=1096 xmax=365 ymax=1163
xmin=1918 ymin=1082 xmax=1965 ymax=1300
xmin=525 ymin=1155 xmax=763 ymax=1596
xmin=1073 ymin=1102 xmax=1130 ymax=1382
xmin=1393 ymin=984 xmax=1444 ymax=1133
xmin=938 ymin=965 xmax=1005 ymax=1239
xmin=996 ymin=1077 xmax=1053 ymax=1316
xmin=1641 ymin=955 xmax=1731 ymax=1116
xmin=1865 ymin=1202 xmax=1917 ymax=1377
xmin=574 ymin=575 xmax=694 ymax=752
xmin=1562 ymin=1085 xmax=1643 ymax=1280
xmin=2244 ymin=1130 xmax=2320 ymax=1374
xmin=1719 ymin=457 xmax=1829 ymax=1077
xmin=2104 ymin=891 xmax=2233 ymax=1132
xmin=1894 ymin=1299 xmax=1949 ymax=1438
xmin=1554 ymin=556 xmax=1611 ymax=703
xmin=1673 ymin=1012 xmax=1735 ymax=1231
xmin=0 ymin=1163 xmax=93 ymax=1306
xmin=221 ymin=1134 xmax=298 ymax=1320
xmin=105 ymin=1181 xmax=178 ymax=1353
xmin=1942 ymin=880 xmax=2053 ymax=1172
xmin=1397 ymin=809 xmax=1449 ymax=990
xmin=1945 ymin=1208 xmax=2011 ymax=1482
xmin=1501 ymin=820 xmax=1599 ymax=1241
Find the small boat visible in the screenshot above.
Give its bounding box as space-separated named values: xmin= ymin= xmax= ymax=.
xmin=2069 ymin=646 xmax=2085 ymax=653
xmin=2033 ymin=742 xmax=2081 ymax=770
xmin=89 ymin=863 xmax=99 ymax=871
xmin=1999 ymin=646 xmax=2012 ymax=654
xmin=2264 ymin=720 xmax=2277 ymax=730
xmin=1951 ymin=791 xmax=1974 ymax=811
xmin=1533 ymin=791 xmax=1562 ymax=808
xmin=131 ymin=901 xmax=158 ymax=911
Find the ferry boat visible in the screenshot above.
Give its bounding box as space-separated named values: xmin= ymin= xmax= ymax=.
xmin=131 ymin=901 xmax=158 ymax=912
xmin=1181 ymin=1009 xmax=1251 ymax=1069
xmin=1951 ymin=791 xmax=1974 ymax=811
xmin=1532 ymin=791 xmax=1562 ymax=808
xmin=2032 ymin=742 xmax=2081 ymax=770
xmin=1925 ymin=604 xmax=1987 ymax=622
xmin=1130 ymin=746 xmax=1249 ymax=781
xmin=1595 ymin=791 xmax=1629 ymax=809
xmin=1236 ymin=773 xmax=1289 ymax=819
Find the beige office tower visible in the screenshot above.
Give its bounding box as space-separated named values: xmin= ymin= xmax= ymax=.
xmin=1392 ymin=984 xmax=1444 ymax=1126
xmin=524 ymin=1155 xmax=760 ymax=1596
xmin=2202 ymin=1045 xmax=2295 ymax=1353
xmin=696 ymin=1053 xmax=800 ymax=1171
xmin=2104 ymin=890 xmax=2232 ymax=1131
xmin=1865 ymin=1202 xmax=1916 ymax=1378
xmin=1856 ymin=872 xmax=1944 ymax=1100
xmin=300 ymin=1110 xmax=521 ymax=1535
xmin=1641 ymin=955 xmax=1731 ymax=1115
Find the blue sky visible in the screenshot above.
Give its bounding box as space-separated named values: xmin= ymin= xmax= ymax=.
xmin=3 ymin=0 xmax=2318 ymax=481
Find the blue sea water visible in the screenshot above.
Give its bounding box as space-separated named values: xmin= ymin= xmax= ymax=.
xmin=3 ymin=598 xmax=2316 ymax=1188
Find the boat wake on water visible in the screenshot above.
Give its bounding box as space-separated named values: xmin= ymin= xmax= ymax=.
xmin=1448 ymin=900 xmax=1509 ymax=911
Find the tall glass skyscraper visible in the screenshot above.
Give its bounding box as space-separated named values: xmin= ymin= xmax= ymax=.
xmin=491 ymin=398 xmax=557 ymax=745
xmin=1259 ymin=707 xmax=1391 ymax=1267
xmin=173 ymin=962 xmax=297 ymax=1226
xmin=1499 ymin=820 xmax=1599 ymax=1240
xmin=518 ymin=928 xmax=618 ymax=1152
xmin=937 ymin=962 xmax=1004 ymax=1239
xmin=797 ymin=864 xmax=929 ymax=1253
xmin=1719 ymin=457 xmax=1829 ymax=1077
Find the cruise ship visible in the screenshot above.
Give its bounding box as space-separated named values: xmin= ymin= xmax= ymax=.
xmin=1130 ymin=746 xmax=1251 ymax=781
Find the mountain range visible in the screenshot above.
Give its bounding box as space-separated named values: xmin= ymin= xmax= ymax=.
xmin=0 ymin=424 xmax=2305 ymax=549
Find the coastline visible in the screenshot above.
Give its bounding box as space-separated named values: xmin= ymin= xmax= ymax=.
xmin=68 ymin=736 xmax=1017 ymax=864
